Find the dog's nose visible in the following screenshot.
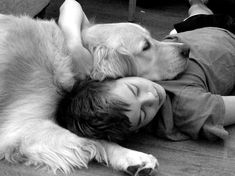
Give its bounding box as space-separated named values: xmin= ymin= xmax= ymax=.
xmin=181 ymin=47 xmax=190 ymax=58
xmin=179 ymin=43 xmax=190 ymax=58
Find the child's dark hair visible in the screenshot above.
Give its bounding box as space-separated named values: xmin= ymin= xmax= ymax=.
xmin=55 ymin=78 xmax=131 ymax=142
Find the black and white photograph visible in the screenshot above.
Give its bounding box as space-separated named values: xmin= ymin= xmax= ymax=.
xmin=0 ymin=0 xmax=235 ymax=176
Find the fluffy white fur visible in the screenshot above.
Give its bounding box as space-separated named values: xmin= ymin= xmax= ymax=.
xmin=0 ymin=14 xmax=158 ymax=175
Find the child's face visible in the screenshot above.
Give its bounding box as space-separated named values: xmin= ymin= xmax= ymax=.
xmin=109 ymin=77 xmax=166 ymax=130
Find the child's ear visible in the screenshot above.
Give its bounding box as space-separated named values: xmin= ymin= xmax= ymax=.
xmin=90 ymin=45 xmax=136 ymax=80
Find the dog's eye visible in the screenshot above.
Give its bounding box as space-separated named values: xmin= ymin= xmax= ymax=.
xmin=142 ymin=40 xmax=151 ymax=51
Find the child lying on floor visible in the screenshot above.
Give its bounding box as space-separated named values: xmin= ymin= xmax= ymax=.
xmin=56 ymin=0 xmax=235 ymax=142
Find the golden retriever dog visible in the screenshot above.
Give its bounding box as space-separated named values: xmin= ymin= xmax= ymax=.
xmin=0 ymin=14 xmax=158 ymax=176
xmin=82 ymin=23 xmax=189 ymax=81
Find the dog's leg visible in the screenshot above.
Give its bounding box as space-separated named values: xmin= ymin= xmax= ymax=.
xmin=99 ymin=141 xmax=159 ymax=176
xmin=0 ymin=118 xmax=108 ymax=174
xmin=23 ymin=121 xmax=108 ymax=173
xmin=0 ymin=117 xmax=157 ymax=175
xmin=0 ymin=96 xmax=156 ymax=175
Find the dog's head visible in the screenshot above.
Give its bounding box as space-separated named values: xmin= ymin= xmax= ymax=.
xmin=82 ymin=23 xmax=189 ymax=81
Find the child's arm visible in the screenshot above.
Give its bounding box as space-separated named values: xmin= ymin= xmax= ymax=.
xmin=58 ymin=0 xmax=92 ymax=77
xmin=222 ymin=96 xmax=235 ymax=126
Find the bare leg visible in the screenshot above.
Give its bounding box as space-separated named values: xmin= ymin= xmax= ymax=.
xmin=188 ymin=0 xmax=213 ymax=17
xmin=170 ymin=0 xmax=213 ymax=35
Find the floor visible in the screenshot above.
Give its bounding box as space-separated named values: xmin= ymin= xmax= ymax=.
xmin=45 ymin=0 xmax=188 ymax=40
xmin=1 ymin=0 xmax=235 ymax=176
xmin=1 ymin=128 xmax=235 ymax=176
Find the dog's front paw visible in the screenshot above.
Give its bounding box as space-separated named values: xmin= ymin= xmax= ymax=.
xmin=110 ymin=148 xmax=158 ymax=176
xmin=103 ymin=142 xmax=158 ymax=176
xmin=127 ymin=164 xmax=158 ymax=176
xmin=124 ymin=153 xmax=158 ymax=176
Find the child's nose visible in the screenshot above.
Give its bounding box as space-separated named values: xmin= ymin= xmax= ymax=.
xmin=140 ymin=92 xmax=158 ymax=107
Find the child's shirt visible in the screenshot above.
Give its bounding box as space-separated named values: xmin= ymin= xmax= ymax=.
xmin=149 ymin=27 xmax=235 ymax=141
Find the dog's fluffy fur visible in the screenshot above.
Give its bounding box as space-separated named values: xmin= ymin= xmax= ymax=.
xmin=82 ymin=23 xmax=189 ymax=81
xmin=0 ymin=14 xmax=158 ymax=175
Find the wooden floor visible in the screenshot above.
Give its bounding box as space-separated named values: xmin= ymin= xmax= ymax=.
xmin=1 ymin=0 xmax=235 ymax=176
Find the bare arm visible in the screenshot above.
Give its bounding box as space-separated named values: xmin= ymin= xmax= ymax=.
xmin=222 ymin=96 xmax=235 ymax=126
xmin=58 ymin=0 xmax=92 ymax=78
xmin=59 ymin=0 xmax=84 ymax=46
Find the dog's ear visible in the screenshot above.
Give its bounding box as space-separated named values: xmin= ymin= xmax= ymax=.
xmin=90 ymin=45 xmax=137 ymax=80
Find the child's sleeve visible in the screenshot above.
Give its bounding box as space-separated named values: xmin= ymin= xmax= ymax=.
xmin=151 ymin=85 xmax=229 ymax=141
xmin=172 ymin=85 xmax=228 ymax=141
